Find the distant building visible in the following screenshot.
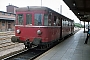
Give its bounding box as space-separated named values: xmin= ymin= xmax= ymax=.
xmin=0 ymin=11 xmax=15 ymax=31
xmin=0 ymin=5 xmax=18 ymax=31
xmin=6 ymin=4 xmax=18 ymax=14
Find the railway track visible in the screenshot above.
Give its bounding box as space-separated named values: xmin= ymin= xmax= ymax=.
xmin=0 ymin=40 xmax=23 ymax=52
xmin=1 ymin=37 xmax=64 ymax=60
xmin=0 ymin=32 xmax=24 ymax=56
xmin=0 ymin=31 xmax=16 ymax=51
xmin=0 ymin=31 xmax=15 ymax=36
xmin=2 ymin=49 xmax=45 ymax=60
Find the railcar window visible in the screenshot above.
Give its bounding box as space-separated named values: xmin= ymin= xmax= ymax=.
xmin=26 ymin=14 xmax=32 ymax=25
xmin=72 ymin=22 xmax=74 ymax=26
xmin=71 ymin=22 xmax=74 ymax=26
xmin=69 ymin=21 xmax=71 ymax=26
xmin=34 ymin=14 xmax=42 ymax=26
xmin=44 ymin=14 xmax=48 ymax=26
xmin=54 ymin=16 xmax=57 ymax=26
xmin=66 ymin=20 xmax=68 ymax=26
xmin=18 ymin=14 xmax=23 ymax=25
xmin=62 ymin=19 xmax=64 ymax=26
xmin=63 ymin=20 xmax=65 ymax=26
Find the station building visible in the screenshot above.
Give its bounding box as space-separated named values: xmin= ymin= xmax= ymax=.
xmin=0 ymin=5 xmax=18 ymax=31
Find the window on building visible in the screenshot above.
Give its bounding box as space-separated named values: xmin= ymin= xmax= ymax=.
xmin=26 ymin=14 xmax=32 ymax=25
xmin=2 ymin=12 xmax=5 ymax=15
xmin=2 ymin=21 xmax=5 ymax=26
xmin=18 ymin=14 xmax=23 ymax=25
xmin=2 ymin=23 xmax=5 ymax=26
xmin=8 ymin=21 xmax=11 ymax=23
xmin=34 ymin=14 xmax=42 ymax=26
xmin=7 ymin=13 xmax=11 ymax=16
xmin=44 ymin=14 xmax=48 ymax=26
xmin=2 ymin=21 xmax=5 ymax=23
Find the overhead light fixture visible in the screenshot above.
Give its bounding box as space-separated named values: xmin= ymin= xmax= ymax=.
xmin=78 ymin=13 xmax=79 ymax=14
xmin=73 ymin=3 xmax=75 ymax=6
xmin=73 ymin=1 xmax=76 ymax=6
xmin=84 ymin=15 xmax=87 ymax=17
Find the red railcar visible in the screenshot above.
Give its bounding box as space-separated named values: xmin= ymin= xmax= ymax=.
xmin=11 ymin=6 xmax=74 ymax=49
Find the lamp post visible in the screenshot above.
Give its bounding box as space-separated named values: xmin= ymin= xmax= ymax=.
xmin=41 ymin=0 xmax=42 ymax=6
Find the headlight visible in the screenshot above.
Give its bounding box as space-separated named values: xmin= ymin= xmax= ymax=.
xmin=37 ymin=30 xmax=42 ymax=35
xmin=17 ymin=29 xmax=20 ymax=34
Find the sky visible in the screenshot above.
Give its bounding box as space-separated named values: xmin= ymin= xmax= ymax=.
xmin=0 ymin=0 xmax=80 ymax=23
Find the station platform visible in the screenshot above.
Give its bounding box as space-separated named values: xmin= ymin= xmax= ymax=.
xmin=35 ymin=29 xmax=90 ymax=60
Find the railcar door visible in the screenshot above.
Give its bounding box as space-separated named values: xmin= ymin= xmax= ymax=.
xmin=60 ymin=18 xmax=62 ymax=38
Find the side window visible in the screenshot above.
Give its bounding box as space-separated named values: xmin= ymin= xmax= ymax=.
xmin=63 ymin=20 xmax=65 ymax=26
xmin=56 ymin=17 xmax=60 ymax=26
xmin=18 ymin=14 xmax=23 ymax=25
xmin=62 ymin=19 xmax=64 ymax=26
xmin=72 ymin=22 xmax=74 ymax=26
xmin=34 ymin=14 xmax=42 ymax=26
xmin=2 ymin=21 xmax=5 ymax=26
xmin=54 ymin=16 xmax=57 ymax=26
xmin=66 ymin=20 xmax=68 ymax=26
xmin=69 ymin=21 xmax=71 ymax=26
xmin=44 ymin=14 xmax=48 ymax=26
xmin=64 ymin=20 xmax=66 ymax=26
xmin=26 ymin=14 xmax=32 ymax=25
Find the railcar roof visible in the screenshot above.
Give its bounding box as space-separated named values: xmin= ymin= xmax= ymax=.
xmin=16 ymin=6 xmax=74 ymax=22
xmin=16 ymin=6 xmax=50 ymax=11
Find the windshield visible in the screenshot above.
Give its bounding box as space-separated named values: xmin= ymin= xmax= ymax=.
xmin=34 ymin=14 xmax=43 ymax=26
xmin=17 ymin=14 xmax=23 ymax=25
xmin=26 ymin=14 xmax=32 ymax=25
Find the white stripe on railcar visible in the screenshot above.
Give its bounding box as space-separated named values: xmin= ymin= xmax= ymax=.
xmin=15 ymin=25 xmax=61 ymax=28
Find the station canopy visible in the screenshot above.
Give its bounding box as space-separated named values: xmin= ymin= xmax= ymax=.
xmin=63 ymin=0 xmax=90 ymax=22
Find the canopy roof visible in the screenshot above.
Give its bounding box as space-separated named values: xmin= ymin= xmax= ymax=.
xmin=63 ymin=0 xmax=90 ymax=22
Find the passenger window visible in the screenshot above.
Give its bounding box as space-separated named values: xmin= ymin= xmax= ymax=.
xmin=26 ymin=14 xmax=32 ymax=25
xmin=44 ymin=14 xmax=48 ymax=26
xmin=18 ymin=14 xmax=23 ymax=25
xmin=63 ymin=20 xmax=65 ymax=26
xmin=62 ymin=19 xmax=64 ymax=26
xmin=56 ymin=17 xmax=59 ymax=26
xmin=34 ymin=14 xmax=42 ymax=26
xmin=69 ymin=21 xmax=71 ymax=26
xmin=66 ymin=20 xmax=68 ymax=26
xmin=54 ymin=16 xmax=57 ymax=26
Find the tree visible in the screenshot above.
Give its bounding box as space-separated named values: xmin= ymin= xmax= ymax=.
xmin=74 ymin=23 xmax=83 ymax=28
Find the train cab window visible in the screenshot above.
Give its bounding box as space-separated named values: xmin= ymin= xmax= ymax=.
xmin=26 ymin=14 xmax=32 ymax=25
xmin=44 ymin=14 xmax=48 ymax=26
xmin=18 ymin=14 xmax=23 ymax=25
xmin=34 ymin=14 xmax=42 ymax=26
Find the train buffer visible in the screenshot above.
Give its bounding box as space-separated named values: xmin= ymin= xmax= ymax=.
xmin=84 ymin=29 xmax=90 ymax=44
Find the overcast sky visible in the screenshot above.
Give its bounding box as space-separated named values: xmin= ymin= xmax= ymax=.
xmin=0 ymin=0 xmax=80 ymax=23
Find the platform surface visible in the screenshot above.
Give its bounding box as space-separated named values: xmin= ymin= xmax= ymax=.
xmin=35 ymin=29 xmax=90 ymax=60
